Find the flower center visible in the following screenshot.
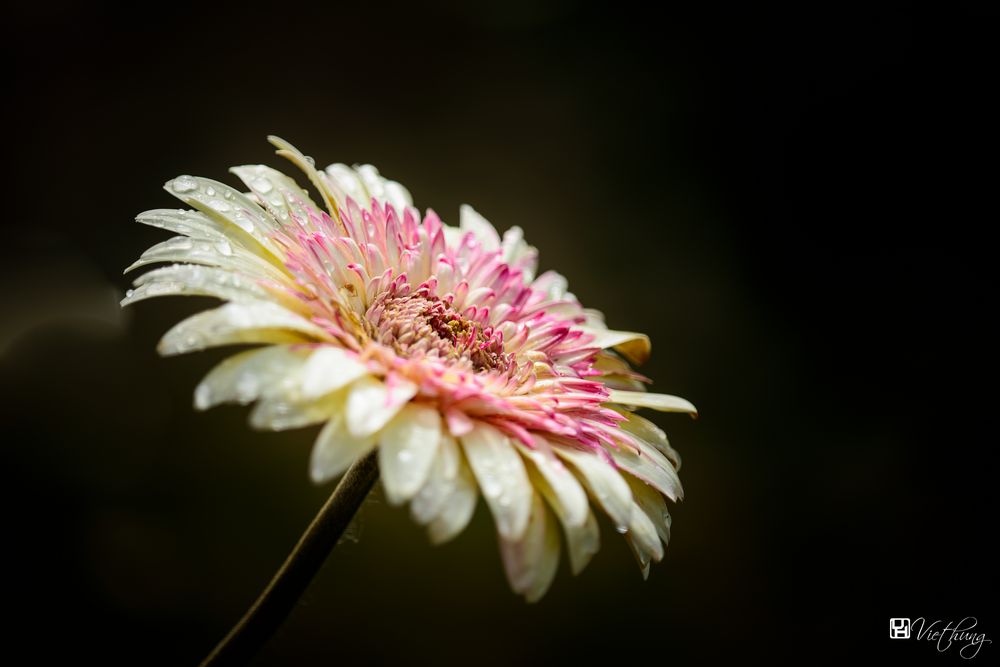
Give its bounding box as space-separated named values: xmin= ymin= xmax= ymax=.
xmin=366 ymin=294 xmax=511 ymax=373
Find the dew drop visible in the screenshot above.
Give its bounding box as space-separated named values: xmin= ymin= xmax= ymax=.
xmin=615 ymin=524 xmax=630 ymax=535
xmin=252 ymin=176 xmax=274 ymax=194
xmin=208 ymin=199 xmax=231 ymax=212
xmin=397 ymin=449 xmax=413 ymax=463
xmin=125 ymin=289 xmax=135 ymax=298
xmin=171 ymin=176 xmax=198 ymax=193
xmin=205 ymin=186 xmax=216 ymax=196
xmin=215 ymin=239 xmax=232 ymax=256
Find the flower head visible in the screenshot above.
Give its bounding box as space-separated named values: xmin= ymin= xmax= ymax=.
xmin=124 ymin=137 xmax=696 ymax=601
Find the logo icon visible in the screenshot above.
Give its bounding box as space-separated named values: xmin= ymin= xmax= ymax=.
xmin=890 ymin=618 xmax=911 ymax=639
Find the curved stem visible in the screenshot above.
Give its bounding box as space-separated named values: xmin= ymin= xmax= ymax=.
xmin=200 ymin=450 xmax=379 ymax=666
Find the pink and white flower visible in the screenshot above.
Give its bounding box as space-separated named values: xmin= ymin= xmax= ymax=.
xmin=124 ymin=137 xmax=696 ymax=601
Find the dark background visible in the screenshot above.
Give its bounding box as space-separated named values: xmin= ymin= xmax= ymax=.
xmin=4 ymin=2 xmax=996 ymax=664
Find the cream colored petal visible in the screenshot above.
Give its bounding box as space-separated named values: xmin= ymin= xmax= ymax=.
xmin=157 ymin=302 xmax=329 ymax=356
xmin=624 ymin=500 xmax=664 ymax=579
xmin=230 ymin=164 xmax=321 ymax=228
xmin=122 ymin=264 xmax=270 ymax=307
xmin=411 ymin=433 xmax=461 ymax=525
xmin=124 ymin=236 xmax=282 ymax=280
xmin=267 ymin=136 xmax=338 ymax=217
xmin=459 ymin=204 xmax=501 ymax=251
xmin=531 ymin=271 xmax=569 ymax=301
xmin=249 ymin=391 xmax=343 ymax=431
xmin=136 ymin=208 xmax=228 ymax=242
xmin=163 ymin=175 xmax=285 ymax=261
xmin=626 ymin=475 xmax=672 ymax=547
xmin=615 ymin=409 xmax=683 ymax=471
xmin=515 ymin=439 xmax=588 ymax=528
xmin=578 ymin=326 xmax=651 ymax=366
xmin=344 ymin=375 xmax=417 ymax=438
xmin=500 ymin=225 xmax=538 ymax=282
xmin=608 ymin=390 xmax=698 ymax=417
xmin=553 ymin=445 xmax=633 ymax=532
xmin=310 ymin=407 xmax=377 ymax=484
xmin=499 ymin=491 xmax=560 ymax=603
xmin=427 ymin=456 xmax=478 ymax=544
xmin=378 ymin=404 xmax=442 ymax=505
xmin=299 ymin=346 xmax=369 ymax=400
xmin=194 ymin=345 xmax=309 ymax=409
xmin=460 ymin=423 xmax=532 ymax=540
xmin=564 ymin=510 xmax=600 ymax=576
xmin=605 ymin=438 xmax=683 ymax=502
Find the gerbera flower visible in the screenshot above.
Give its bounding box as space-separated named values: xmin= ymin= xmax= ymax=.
xmin=124 ymin=136 xmax=696 ymax=602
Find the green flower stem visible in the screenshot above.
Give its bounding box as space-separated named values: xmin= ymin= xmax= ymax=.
xmin=199 ymin=450 xmax=380 ymax=666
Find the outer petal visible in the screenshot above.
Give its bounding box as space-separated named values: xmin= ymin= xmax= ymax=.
xmin=378 ymin=404 xmax=442 ymax=505
xmin=553 ymin=444 xmax=633 ymax=533
xmin=411 ymin=433 xmax=461 ymax=525
xmin=122 ymin=264 xmax=271 ymax=307
xmin=578 ymin=326 xmax=651 ymax=366
xmin=158 ymin=301 xmax=331 ymax=355
xmin=608 ymin=390 xmax=698 ymax=417
xmin=515 ymin=439 xmax=588 ymax=528
xmin=626 ymin=474 xmax=672 ymax=547
xmin=499 ymin=491 xmax=560 ymax=602
xmin=344 ymin=375 xmax=417 ymax=438
xmin=193 ymin=345 xmax=309 ymax=409
xmin=460 ymin=423 xmax=532 ymax=540
xmin=310 ymin=405 xmax=377 ymax=484
xmin=427 ymin=453 xmax=478 ymax=544
xmin=299 ymin=346 xmax=369 ymax=400
xmin=605 ymin=438 xmax=683 ymax=502
xmin=459 ymin=204 xmax=501 ymax=251
xmin=615 ymin=409 xmax=683 ymax=471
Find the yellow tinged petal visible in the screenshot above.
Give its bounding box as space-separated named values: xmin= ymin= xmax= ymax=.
xmin=608 ymin=390 xmax=698 ymax=417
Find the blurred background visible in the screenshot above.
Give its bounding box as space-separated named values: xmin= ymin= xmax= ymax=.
xmin=4 ymin=2 xmax=996 ymax=664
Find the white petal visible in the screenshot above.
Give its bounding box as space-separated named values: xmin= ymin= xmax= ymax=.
xmin=626 ymin=475 xmax=672 ymax=547
xmin=344 ymin=375 xmax=417 ymax=438
xmin=299 ymin=346 xmax=369 ymax=400
xmin=608 ymin=390 xmax=698 ymax=417
xmin=606 ymin=438 xmax=683 ymax=502
xmin=411 ymin=433 xmax=462 ymax=525
xmin=124 ymin=235 xmax=282 ymax=279
xmin=515 ymin=439 xmax=588 ymax=528
xmin=158 ymin=302 xmax=330 ymax=356
xmin=310 ymin=408 xmax=377 ymax=484
xmin=578 ymin=326 xmax=651 ymax=365
xmin=231 ymin=163 xmax=322 ymax=227
xmin=500 ymin=225 xmax=539 ymax=282
xmin=553 ymin=445 xmax=633 ymax=532
xmin=123 ymin=264 xmax=271 ymax=307
xmin=624 ymin=500 xmax=664 ymax=578
xmin=427 ymin=455 xmax=478 ymax=544
xmin=499 ymin=491 xmax=561 ymax=603
xmin=163 ymin=175 xmax=285 ymax=260
xmin=136 ymin=208 xmax=228 ymax=242
xmin=249 ymin=391 xmax=343 ymax=431
xmin=460 ymin=423 xmax=532 ymax=540
xmin=564 ymin=510 xmax=600 ymax=576
xmin=531 ymin=271 xmax=569 ymax=301
xmin=194 ymin=345 xmax=309 ymax=409
xmin=266 ymin=136 xmax=338 ymax=217
xmin=378 ymin=404 xmax=442 ymax=505
xmin=616 ymin=409 xmax=682 ymax=471
xmin=459 ymin=204 xmax=501 ymax=251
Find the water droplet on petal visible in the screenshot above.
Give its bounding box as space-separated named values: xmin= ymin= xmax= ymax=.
xmin=125 ymin=289 xmax=135 ymax=298
xmin=205 ymin=186 xmax=216 ymax=196
xmin=616 ymin=524 xmax=629 ymax=535
xmin=215 ymin=239 xmax=232 ymax=256
xmin=172 ymin=176 xmax=198 ymax=193
xmin=252 ymin=176 xmax=273 ymax=194
xmin=208 ymin=199 xmax=231 ymax=212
